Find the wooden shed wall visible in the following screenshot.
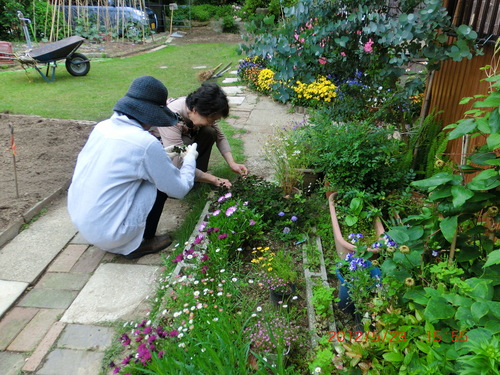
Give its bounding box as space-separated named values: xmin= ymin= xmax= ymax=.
xmin=425 ymin=41 xmax=494 ymax=170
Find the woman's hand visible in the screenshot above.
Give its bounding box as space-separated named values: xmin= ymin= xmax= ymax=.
xmin=214 ymin=177 xmax=232 ymax=188
xmin=229 ymin=162 xmax=248 ymax=176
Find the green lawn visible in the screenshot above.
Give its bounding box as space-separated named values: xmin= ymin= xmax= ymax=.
xmin=0 ymin=43 xmax=242 ymax=121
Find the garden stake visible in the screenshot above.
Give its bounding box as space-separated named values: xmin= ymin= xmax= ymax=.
xmin=8 ymin=124 xmax=19 ymax=198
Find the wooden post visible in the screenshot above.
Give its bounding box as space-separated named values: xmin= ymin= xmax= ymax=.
xmin=169 ymin=3 xmax=178 ymax=35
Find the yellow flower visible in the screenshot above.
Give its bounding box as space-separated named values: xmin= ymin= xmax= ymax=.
xmin=268 ymin=267 xmax=273 ymax=271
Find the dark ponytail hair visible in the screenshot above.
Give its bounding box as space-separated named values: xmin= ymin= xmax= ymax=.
xmin=185 ymin=82 xmax=229 ymax=118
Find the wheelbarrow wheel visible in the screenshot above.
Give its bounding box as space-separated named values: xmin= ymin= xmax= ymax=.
xmin=65 ymin=53 xmax=90 ymax=76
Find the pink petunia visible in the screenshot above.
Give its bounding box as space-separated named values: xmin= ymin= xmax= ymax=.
xmin=364 ymin=38 xmax=374 ymax=53
xmin=318 ymin=56 xmax=327 ymax=65
xmin=341 ymin=52 xmax=346 ymax=57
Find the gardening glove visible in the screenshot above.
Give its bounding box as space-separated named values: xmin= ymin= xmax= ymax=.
xmin=164 ymin=145 xmax=178 ymax=160
xmin=184 ymin=143 xmax=198 ymax=162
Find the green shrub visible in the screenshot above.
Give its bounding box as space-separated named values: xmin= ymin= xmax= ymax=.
xmin=221 ymin=15 xmax=239 ymax=33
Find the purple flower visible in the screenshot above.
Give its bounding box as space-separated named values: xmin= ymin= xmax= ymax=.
xmin=120 ymin=333 xmax=131 ymax=346
xmin=372 ymin=242 xmax=383 ymax=248
xmin=199 ymin=222 xmax=207 ymax=231
xmin=193 ymin=234 xmax=204 ymax=244
xmin=432 ymin=250 xmax=439 ymax=257
xmin=278 ymin=211 xmax=285 ymax=217
xmin=226 ymin=206 xmax=237 ymax=216
xmin=218 ymin=233 xmax=228 ymax=239
xmin=172 ymin=253 xmax=184 ymax=263
xmin=283 ymin=227 xmax=291 ymax=234
xmin=291 ymin=215 xmax=298 ymax=222
xmin=201 ymin=254 xmax=209 ymax=262
xmin=249 ymin=219 xmax=256 ymax=225
xmin=213 ymin=210 xmax=221 ymax=216
xmin=224 ymin=192 xmax=232 ymax=199
xmin=168 ymin=330 xmax=179 ymax=337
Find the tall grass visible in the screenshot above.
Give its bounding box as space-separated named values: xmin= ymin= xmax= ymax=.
xmin=0 ymin=43 xmax=241 ymax=120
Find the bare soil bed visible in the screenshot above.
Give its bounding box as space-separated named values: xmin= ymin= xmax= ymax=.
xmin=0 ymin=26 xmax=245 ymax=235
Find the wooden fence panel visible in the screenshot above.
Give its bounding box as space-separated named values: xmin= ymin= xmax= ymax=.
xmin=425 ymin=42 xmax=495 ymax=181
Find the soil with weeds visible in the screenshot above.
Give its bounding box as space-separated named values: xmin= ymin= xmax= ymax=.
xmin=0 ymin=25 xmax=244 ymax=236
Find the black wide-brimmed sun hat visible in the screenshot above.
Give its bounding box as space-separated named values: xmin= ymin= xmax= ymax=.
xmin=114 ymin=76 xmax=178 ymax=127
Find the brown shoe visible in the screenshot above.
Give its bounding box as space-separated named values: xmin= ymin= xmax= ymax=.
xmin=124 ymin=234 xmax=173 ymax=260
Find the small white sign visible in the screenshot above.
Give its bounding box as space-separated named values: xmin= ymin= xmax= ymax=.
xmin=169 ymin=3 xmax=178 ymax=10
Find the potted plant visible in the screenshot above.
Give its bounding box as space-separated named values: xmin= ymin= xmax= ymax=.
xmin=263 ymin=119 xmax=323 ymax=196
xmin=333 ymin=251 xmax=382 ymax=317
xmin=251 ymin=246 xmax=298 ymax=307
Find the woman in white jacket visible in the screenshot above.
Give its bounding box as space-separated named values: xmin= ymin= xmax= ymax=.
xmin=68 ymin=76 xmax=198 ymax=259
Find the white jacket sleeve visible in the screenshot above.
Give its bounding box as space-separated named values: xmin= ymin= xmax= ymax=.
xmin=143 ymin=140 xmax=195 ymax=199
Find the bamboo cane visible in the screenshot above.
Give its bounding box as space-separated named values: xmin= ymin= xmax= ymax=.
xmin=8 ymin=124 xmax=19 ymax=199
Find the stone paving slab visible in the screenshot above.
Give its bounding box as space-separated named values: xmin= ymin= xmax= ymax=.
xmin=36 ymin=348 xmax=104 ymax=375
xmin=47 ymin=244 xmax=88 ymax=273
xmin=0 ymin=279 xmax=28 ymax=318
xmin=223 ymin=86 xmax=245 ymax=95
xmin=7 ymin=308 xmax=64 ymax=352
xmin=22 ymin=321 xmax=65 ymax=372
xmin=228 ymin=96 xmax=245 ymax=106
xmin=222 ymin=77 xmax=240 ymax=83
xmin=61 ymin=263 xmax=160 ymax=324
xmin=70 ymin=245 xmax=106 ymax=273
xmin=0 ymin=199 xmax=76 ymax=283
xmin=18 ymin=288 xmax=79 ymax=309
xmin=34 ymin=272 xmax=90 ymax=290
xmin=0 ymin=307 xmax=38 ymax=350
xmin=0 ymin=351 xmax=25 ymax=375
xmin=57 ymin=324 xmax=115 ymax=351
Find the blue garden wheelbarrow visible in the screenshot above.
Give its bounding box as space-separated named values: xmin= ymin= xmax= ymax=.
xmin=16 ymin=11 xmax=90 ymax=83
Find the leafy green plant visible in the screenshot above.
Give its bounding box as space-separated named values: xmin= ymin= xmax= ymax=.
xmin=221 ymin=15 xmax=239 ymax=33
xmin=311 ymin=282 xmax=336 ymax=319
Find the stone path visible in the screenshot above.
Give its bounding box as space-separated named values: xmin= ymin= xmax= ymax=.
xmin=0 ymin=68 xmax=307 ymax=373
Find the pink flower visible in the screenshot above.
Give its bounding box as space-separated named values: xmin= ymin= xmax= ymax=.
xmin=318 ymin=56 xmax=327 ymax=65
xmin=218 ymin=233 xmax=228 ymax=240
xmin=249 ymin=219 xmax=256 ymax=225
xmin=364 ymin=38 xmax=374 ymax=53
xmin=341 ymin=52 xmax=346 ymax=57
xmin=226 ymin=206 xmax=237 ymax=216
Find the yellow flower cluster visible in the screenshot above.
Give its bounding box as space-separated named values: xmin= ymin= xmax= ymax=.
xmin=250 ymin=246 xmax=275 ymax=272
xmin=257 ymin=68 xmax=275 ymax=92
xmin=292 ymin=76 xmax=338 ymax=103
